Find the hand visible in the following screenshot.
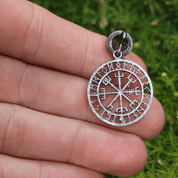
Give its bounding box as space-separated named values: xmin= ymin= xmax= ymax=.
xmin=0 ymin=0 xmax=165 ymax=177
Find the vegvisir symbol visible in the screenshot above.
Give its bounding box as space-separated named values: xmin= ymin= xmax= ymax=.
xmin=88 ymin=60 xmax=153 ymax=126
xmin=87 ymin=30 xmax=153 ymax=126
xmin=128 ymin=87 xmax=140 ymax=96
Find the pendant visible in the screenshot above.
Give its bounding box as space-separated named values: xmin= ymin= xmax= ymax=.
xmin=87 ymin=30 xmax=153 ymax=126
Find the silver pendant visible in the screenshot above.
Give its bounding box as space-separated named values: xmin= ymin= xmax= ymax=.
xmin=87 ymin=31 xmax=153 ymax=126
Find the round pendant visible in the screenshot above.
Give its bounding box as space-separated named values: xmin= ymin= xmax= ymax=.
xmin=88 ymin=59 xmax=153 ymax=126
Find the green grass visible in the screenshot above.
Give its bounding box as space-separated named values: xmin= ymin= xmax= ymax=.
xmin=29 ymin=0 xmax=178 ymax=177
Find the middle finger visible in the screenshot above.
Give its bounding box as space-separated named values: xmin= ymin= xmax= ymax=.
xmin=0 ymin=55 xmax=164 ymax=139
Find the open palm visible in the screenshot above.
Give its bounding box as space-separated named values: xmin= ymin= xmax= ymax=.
xmin=0 ymin=0 xmax=165 ymax=177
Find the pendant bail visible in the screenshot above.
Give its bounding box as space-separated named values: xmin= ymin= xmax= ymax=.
xmin=106 ymin=30 xmax=133 ymax=57
xmin=113 ymin=50 xmax=123 ymax=60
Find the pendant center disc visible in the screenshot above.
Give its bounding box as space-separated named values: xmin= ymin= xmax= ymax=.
xmin=118 ymin=90 xmax=123 ymax=95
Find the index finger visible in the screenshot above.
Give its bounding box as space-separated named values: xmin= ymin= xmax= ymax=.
xmin=0 ymin=0 xmax=147 ymax=78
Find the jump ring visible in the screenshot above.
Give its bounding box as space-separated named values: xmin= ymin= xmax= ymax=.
xmin=106 ymin=30 xmax=133 ymax=56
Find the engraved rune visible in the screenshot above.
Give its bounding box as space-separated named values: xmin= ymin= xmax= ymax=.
xmin=136 ymin=69 xmax=141 ymax=75
xmin=126 ymin=87 xmax=141 ymax=96
xmin=99 ymin=111 xmax=112 ymax=121
xmin=133 ymin=112 xmax=138 ymax=118
xmin=116 ymin=107 xmax=128 ymax=114
xmin=120 ymin=116 xmax=126 ymax=123
xmin=93 ymin=76 xmax=100 ymax=84
xmin=95 ymin=105 xmax=101 ymax=111
xmin=143 ymin=94 xmax=151 ymax=102
xmin=123 ymin=62 xmax=129 ymax=69
xmin=90 ymin=84 xmax=97 ymax=91
xmin=107 ymin=63 xmax=114 ymax=71
xmin=107 ymin=94 xmax=119 ymax=111
xmin=129 ymin=100 xmax=139 ymax=110
xmin=91 ymin=100 xmax=98 ymax=104
xmin=114 ymin=71 xmax=124 ymax=89
xmin=102 ymin=76 xmax=111 ymax=85
xmin=100 ymin=88 xmax=106 ymax=100
xmin=137 ymin=106 xmax=145 ymax=115
xmin=142 ymin=101 xmax=149 ymax=106
xmin=90 ymin=93 xmax=97 ymax=97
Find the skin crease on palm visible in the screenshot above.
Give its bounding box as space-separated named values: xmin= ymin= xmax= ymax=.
xmin=0 ymin=0 xmax=165 ymax=177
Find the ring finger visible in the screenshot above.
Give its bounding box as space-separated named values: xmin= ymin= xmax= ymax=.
xmin=0 ymin=55 xmax=164 ymax=139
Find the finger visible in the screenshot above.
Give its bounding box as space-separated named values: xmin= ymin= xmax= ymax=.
xmin=0 ymin=154 xmax=104 ymax=178
xmin=0 ymin=0 xmax=147 ymax=78
xmin=0 ymin=103 xmax=147 ymax=177
xmin=0 ymin=55 xmax=164 ymax=139
xmin=118 ymin=97 xmax=165 ymax=140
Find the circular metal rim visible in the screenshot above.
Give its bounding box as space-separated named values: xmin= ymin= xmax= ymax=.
xmin=106 ymin=30 xmax=133 ymax=56
xmin=87 ymin=59 xmax=153 ymax=126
